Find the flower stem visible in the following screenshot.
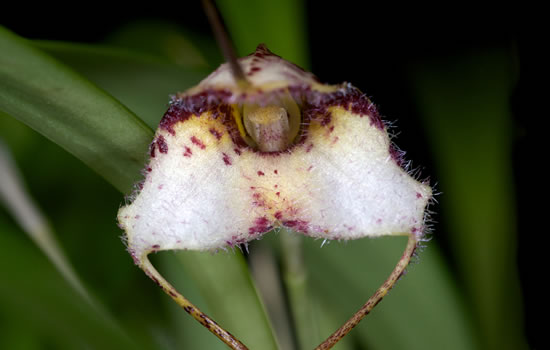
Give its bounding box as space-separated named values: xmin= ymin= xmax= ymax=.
xmin=140 ymin=255 xmax=249 ymax=350
xmin=314 ymin=234 xmax=418 ymax=350
xmin=281 ymin=229 xmax=319 ymax=349
xmin=201 ymin=0 xmax=249 ymax=89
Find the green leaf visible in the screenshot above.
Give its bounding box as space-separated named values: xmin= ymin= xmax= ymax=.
xmin=0 ymin=221 xmax=139 ymax=350
xmin=102 ymin=19 xmax=221 ymax=69
xmin=159 ymin=253 xmax=227 ymax=350
xmin=33 ymin=40 xmax=208 ymax=129
xmin=0 ymin=140 xmax=96 ymax=309
xmin=1 ymin=26 xmax=278 ymax=349
xmin=305 ymin=237 xmax=480 ymax=350
xmin=411 ymin=48 xmax=527 ymax=349
xmin=158 ymin=251 xmax=279 ymax=349
xmin=0 ymin=26 xmax=153 ymax=193
xmin=217 ymin=0 xmax=309 ymax=68
xmin=0 ymin=117 xmax=161 ymax=350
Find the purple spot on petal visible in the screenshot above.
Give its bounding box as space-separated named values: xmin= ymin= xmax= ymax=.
xmin=191 ymin=136 xmax=206 ymax=149
xmin=222 ymin=153 xmax=232 ymax=165
xmin=249 ymin=217 xmax=272 ymax=234
xmin=184 ymin=146 xmax=193 ymax=157
xmin=157 ymin=135 xmax=168 ymax=154
xmin=283 ymin=219 xmax=309 ymax=234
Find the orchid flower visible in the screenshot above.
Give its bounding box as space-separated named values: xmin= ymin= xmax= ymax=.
xmin=117 ymin=43 xmax=431 ymax=349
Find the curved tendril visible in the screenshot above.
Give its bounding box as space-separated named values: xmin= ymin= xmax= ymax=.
xmin=315 ymin=234 xmax=418 ymax=350
xmin=140 ymin=255 xmax=249 ymax=350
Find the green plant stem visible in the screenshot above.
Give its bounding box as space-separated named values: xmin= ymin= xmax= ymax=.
xmin=315 ymin=234 xmax=418 ymax=350
xmin=201 ymin=0 xmax=250 ymax=88
xmin=249 ymin=242 xmax=295 ymax=350
xmin=281 ymin=229 xmax=319 ymax=349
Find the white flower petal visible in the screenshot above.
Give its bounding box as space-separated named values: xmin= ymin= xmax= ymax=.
xmin=118 ymin=45 xmax=431 ymax=261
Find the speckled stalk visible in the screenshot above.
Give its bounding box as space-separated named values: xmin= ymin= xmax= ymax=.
xmin=315 ymin=234 xmax=418 ymax=350
xmin=140 ymin=256 xmax=249 ymax=350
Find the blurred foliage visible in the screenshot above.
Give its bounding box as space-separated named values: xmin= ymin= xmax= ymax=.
xmin=411 ymin=50 xmax=524 ymax=349
xmin=0 ymin=1 xmax=526 ymax=349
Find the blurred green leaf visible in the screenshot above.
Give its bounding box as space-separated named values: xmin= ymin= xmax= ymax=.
xmin=159 ymin=253 xmax=227 ymax=350
xmin=158 ymin=251 xmax=279 ymax=349
xmin=280 ymin=230 xmax=322 ymax=350
xmin=305 ymin=237 xmax=479 ymax=350
xmin=217 ymin=0 xmax=309 ymax=68
xmin=0 ymin=221 xmax=139 ymax=350
xmin=102 ymin=19 xmax=221 ymax=69
xmin=1 ymin=139 xmax=99 ymax=311
xmin=1 ymin=25 xmax=278 ymax=349
xmin=411 ymin=49 xmax=526 ymax=349
xmin=34 ymin=40 xmax=208 ymax=129
xmin=0 ymin=116 xmax=162 ymax=350
xmin=0 ymin=26 xmax=153 ymax=193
